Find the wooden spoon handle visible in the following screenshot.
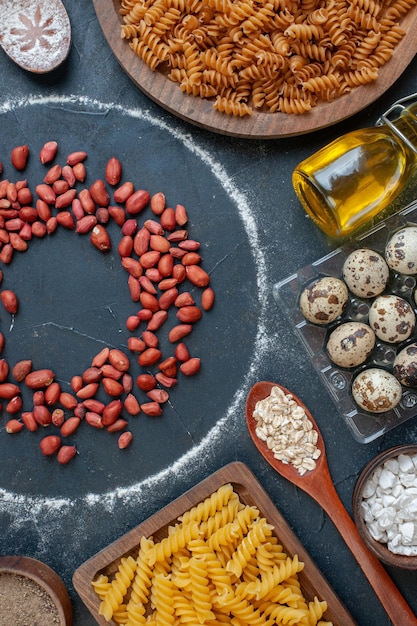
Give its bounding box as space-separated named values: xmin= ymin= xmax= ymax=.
xmin=318 ymin=482 xmax=417 ymax=626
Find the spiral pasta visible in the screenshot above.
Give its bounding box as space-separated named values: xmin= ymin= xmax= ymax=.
xmin=98 ymin=556 xmax=137 ymax=621
xmin=119 ymin=0 xmax=416 ymax=116
xmin=92 ymin=484 xmax=333 ymax=624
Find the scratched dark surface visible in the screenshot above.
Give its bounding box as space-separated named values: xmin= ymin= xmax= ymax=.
xmin=0 ymin=2 xmax=416 ymax=625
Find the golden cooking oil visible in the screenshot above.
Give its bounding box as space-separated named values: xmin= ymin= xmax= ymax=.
xmin=292 ymin=94 xmax=417 ymax=238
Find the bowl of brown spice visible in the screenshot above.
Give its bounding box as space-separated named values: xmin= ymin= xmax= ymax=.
xmin=0 ymin=556 xmax=72 ymax=625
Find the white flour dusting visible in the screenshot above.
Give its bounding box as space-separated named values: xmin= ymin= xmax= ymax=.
xmin=0 ymin=94 xmax=272 ymax=536
xmin=0 ymin=0 xmax=70 ymax=72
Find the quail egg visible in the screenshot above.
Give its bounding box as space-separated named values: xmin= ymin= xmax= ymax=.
xmin=342 ymin=248 xmax=389 ymax=298
xmin=352 ymin=368 xmax=403 ymax=413
xmin=393 ymin=343 xmax=417 ymax=387
xmin=368 ymin=294 xmax=415 ymax=344
xmin=299 ymin=276 xmax=349 ymax=325
xmin=385 ymin=227 xmax=417 ymax=275
xmin=326 ymin=321 xmax=375 ymax=368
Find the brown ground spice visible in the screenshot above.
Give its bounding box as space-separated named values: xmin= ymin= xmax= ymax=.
xmin=0 ymin=572 xmax=60 ymax=625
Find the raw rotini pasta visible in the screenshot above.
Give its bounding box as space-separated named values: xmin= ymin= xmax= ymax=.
xmin=98 ymin=555 xmax=138 ymax=621
xmin=92 ymin=484 xmax=333 ymax=624
xmin=119 ymin=0 xmax=416 ymax=115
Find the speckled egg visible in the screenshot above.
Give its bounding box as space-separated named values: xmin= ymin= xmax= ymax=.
xmin=342 ymin=248 xmax=389 ymax=298
xmin=299 ymin=276 xmax=349 ymax=325
xmin=368 ymin=294 xmax=415 ymax=344
xmin=326 ymin=321 xmax=375 ymax=368
xmin=393 ymin=343 xmax=417 ymax=387
xmin=385 ymin=227 xmax=417 ymax=275
xmin=352 ymin=368 xmax=403 ymax=413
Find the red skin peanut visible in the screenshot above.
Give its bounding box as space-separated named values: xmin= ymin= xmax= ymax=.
xmin=0 ymin=383 xmax=21 ymax=399
xmin=39 ymin=141 xmax=58 ymax=164
xmin=147 ymin=310 xmax=168 ymax=332
xmin=83 ymin=398 xmax=105 ymax=414
xmin=5 ymin=394 xmax=21 ymax=414
xmin=141 ymin=402 xmax=163 ymax=416
xmin=122 ymin=373 xmax=133 ymax=394
xmin=150 ymin=192 xmax=165 ymax=215
xmin=127 ymin=337 xmax=146 ymax=353
xmin=175 ymin=342 xmax=191 ymax=362
xmin=142 ymin=330 xmax=159 ymax=349
xmin=159 ymin=288 xmax=179 ymax=311
xmin=147 ymin=388 xmax=169 ymax=404
xmin=55 ymin=189 xmax=77 ymax=209
xmin=73 ymin=162 xmax=86 ymax=182
xmin=175 ymin=203 xmax=188 ymax=226
xmin=107 ymin=418 xmax=128 ymax=433
xmin=105 ymin=157 xmax=122 ymax=186
xmin=11 ymin=145 xmax=29 ymax=171
xmin=40 ymin=435 xmax=61 ymax=456
xmin=185 ymin=264 xmax=210 ymax=287
xmin=102 ymin=378 xmax=124 ymax=396
xmin=126 ymin=315 xmax=140 ymax=331
xmin=91 ymin=347 xmax=110 ymax=368
xmin=201 ymin=287 xmax=215 ymax=311
xmin=90 ymin=179 xmax=110 ymax=207
xmin=125 ymin=189 xmax=150 ymax=215
xmin=1 ymin=289 xmax=18 ymax=314
xmin=108 ymin=206 xmax=126 ymax=226
xmin=124 ymin=393 xmax=141 ymax=416
xmin=21 ymin=411 xmax=38 ymax=432
xmin=109 ymin=349 xmax=130 ymax=372
xmin=76 ymin=383 xmax=99 ymax=399
xmin=118 ymin=431 xmax=133 ymax=449
xmin=101 ymin=364 xmax=123 ymax=380
xmin=60 ymin=417 xmax=81 ymax=437
xmin=168 ymin=324 xmax=193 ymax=343
xmin=180 ymin=357 xmax=201 ymax=376
xmin=102 ymin=399 xmax=123 ymax=426
xmin=155 ymin=373 xmax=177 ymax=388
xmin=67 ymin=151 xmax=87 ymax=166
xmin=0 ymin=359 xmax=9 ymax=382
xmin=85 ymin=411 xmax=104 ymax=428
xmin=114 ymin=181 xmax=134 ymax=204
xmin=6 ymin=419 xmax=24 ymax=433
xmin=136 ymin=373 xmax=156 ymax=391
xmin=90 ymin=225 xmax=111 ymax=252
xmin=56 ymin=211 xmax=75 ymax=229
xmin=51 ymin=408 xmax=65 ymax=428
xmin=33 ymin=405 xmax=52 ymax=427
xmin=133 ymin=227 xmax=150 ymax=256
xmin=59 ymin=392 xmax=78 ymax=410
xmin=57 ymin=445 xmax=77 ymax=464
xmin=44 ymin=381 xmax=61 ymax=405
xmin=138 ymin=348 xmax=162 ymax=367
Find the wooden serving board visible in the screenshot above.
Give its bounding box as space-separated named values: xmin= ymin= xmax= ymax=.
xmin=92 ymin=0 xmax=417 ymax=138
xmin=73 ymin=461 xmax=357 ymax=625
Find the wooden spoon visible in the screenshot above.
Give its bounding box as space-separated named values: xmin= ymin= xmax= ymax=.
xmin=246 ymin=380 xmax=417 ymax=626
xmin=0 ymin=0 xmax=71 ymax=74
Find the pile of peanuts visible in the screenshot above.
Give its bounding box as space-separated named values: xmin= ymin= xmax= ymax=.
xmin=0 ymin=141 xmax=214 ymax=463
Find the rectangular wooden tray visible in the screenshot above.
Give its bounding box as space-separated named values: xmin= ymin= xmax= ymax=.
xmin=73 ymin=461 xmax=357 ymax=625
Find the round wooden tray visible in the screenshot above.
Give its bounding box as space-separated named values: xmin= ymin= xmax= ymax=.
xmin=92 ymin=0 xmax=417 ymax=138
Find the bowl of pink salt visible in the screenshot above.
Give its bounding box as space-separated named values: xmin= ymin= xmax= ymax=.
xmin=0 ymin=556 xmax=73 ymax=625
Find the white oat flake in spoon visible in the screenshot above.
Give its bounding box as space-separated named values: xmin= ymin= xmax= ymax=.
xmin=253 ymin=385 xmax=321 ymax=475
xmin=0 ymin=0 xmax=71 ymax=73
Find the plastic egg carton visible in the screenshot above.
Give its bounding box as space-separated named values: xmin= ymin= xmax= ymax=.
xmin=273 ymin=199 xmax=417 ymax=444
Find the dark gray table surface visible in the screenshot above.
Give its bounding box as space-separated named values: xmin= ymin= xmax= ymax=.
xmin=0 ymin=1 xmax=416 ymax=625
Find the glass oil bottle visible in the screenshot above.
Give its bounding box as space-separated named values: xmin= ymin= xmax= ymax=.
xmin=292 ymin=93 xmax=417 ymax=238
